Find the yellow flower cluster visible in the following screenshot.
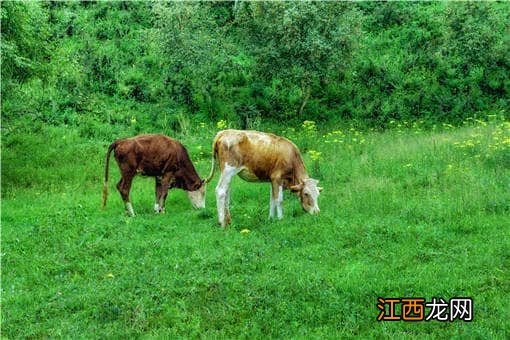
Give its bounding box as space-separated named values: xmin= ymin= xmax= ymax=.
xmin=388 ymin=119 xmax=426 ymax=134
xmin=308 ymin=150 xmax=322 ymax=161
xmin=217 ymin=119 xmax=227 ymax=129
xmin=302 ymin=120 xmax=317 ymax=133
xmin=453 ymin=119 xmax=509 ymax=157
xmin=301 ymin=120 xmax=317 ymax=141
xmin=323 ymin=129 xmax=345 ymax=144
xmin=488 ymin=121 xmax=510 ymax=152
xmin=323 ymin=126 xmax=365 ymax=145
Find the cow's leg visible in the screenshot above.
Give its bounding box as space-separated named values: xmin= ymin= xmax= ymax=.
xmin=161 ymin=191 xmax=169 ymax=212
xmin=276 ymin=184 xmax=284 ymax=219
xmin=117 ymin=172 xmax=136 ymax=216
xmin=157 ymin=175 xmax=172 ymax=213
xmin=215 ymin=164 xmax=239 ymax=227
xmin=270 ymin=180 xmax=284 ymax=220
xmin=154 ymin=177 xmax=163 ymax=213
xmin=222 ymin=177 xmax=239 ymax=226
xmin=269 ymin=185 xmax=276 ymax=219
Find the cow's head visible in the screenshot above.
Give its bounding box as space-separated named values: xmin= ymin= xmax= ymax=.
xmin=186 ymin=179 xmax=206 ymax=209
xmin=290 ymin=178 xmax=322 ymax=214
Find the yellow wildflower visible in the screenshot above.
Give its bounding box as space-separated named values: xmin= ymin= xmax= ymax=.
xmin=308 ymin=150 xmax=322 ymax=161
xmin=217 ymin=119 xmax=227 ymax=129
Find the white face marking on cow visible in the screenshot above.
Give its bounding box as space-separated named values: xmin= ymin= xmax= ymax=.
xmin=298 ymin=179 xmax=321 ymax=214
xmin=187 ymin=182 xmax=206 ymax=209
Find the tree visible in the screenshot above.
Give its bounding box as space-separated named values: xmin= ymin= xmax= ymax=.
xmin=1 ymin=2 xmax=52 ymax=95
xmin=237 ymin=2 xmax=362 ymax=118
xmin=153 ymin=2 xmax=239 ymax=118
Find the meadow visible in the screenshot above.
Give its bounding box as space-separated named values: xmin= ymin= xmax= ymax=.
xmin=2 ymin=117 xmax=509 ymax=338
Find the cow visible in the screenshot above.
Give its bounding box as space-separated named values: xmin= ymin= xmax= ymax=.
xmin=102 ymin=134 xmax=206 ymax=216
xmin=205 ymin=129 xmax=322 ymax=227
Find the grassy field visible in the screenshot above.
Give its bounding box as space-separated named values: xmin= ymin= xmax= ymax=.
xmin=2 ymin=119 xmax=509 ymax=338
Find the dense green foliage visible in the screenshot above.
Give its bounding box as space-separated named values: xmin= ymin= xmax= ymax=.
xmin=2 ymin=1 xmax=509 ymax=130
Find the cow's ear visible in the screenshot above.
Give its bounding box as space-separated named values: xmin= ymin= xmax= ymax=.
xmin=317 ymin=186 xmax=323 ymax=192
xmin=290 ymin=183 xmax=303 ymax=193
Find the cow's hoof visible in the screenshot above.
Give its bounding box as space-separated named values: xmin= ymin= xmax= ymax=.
xmin=219 ymin=221 xmax=231 ymax=229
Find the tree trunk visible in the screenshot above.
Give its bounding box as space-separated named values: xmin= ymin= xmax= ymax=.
xmin=298 ymin=86 xmax=311 ymax=117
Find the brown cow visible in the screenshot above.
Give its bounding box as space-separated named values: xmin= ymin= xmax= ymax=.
xmin=102 ymin=134 xmax=206 ymax=216
xmin=205 ymin=129 xmax=322 ymax=227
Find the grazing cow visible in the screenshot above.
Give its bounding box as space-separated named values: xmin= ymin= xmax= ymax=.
xmin=102 ymin=134 xmax=206 ymax=216
xmin=205 ymin=129 xmax=322 ymax=227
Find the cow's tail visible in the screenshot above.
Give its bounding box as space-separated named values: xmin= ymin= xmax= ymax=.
xmin=102 ymin=141 xmax=117 ymax=209
xmin=205 ymin=137 xmax=219 ymax=184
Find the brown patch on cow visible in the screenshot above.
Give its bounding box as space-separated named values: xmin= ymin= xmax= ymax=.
xmin=209 ymin=130 xmax=308 ymax=187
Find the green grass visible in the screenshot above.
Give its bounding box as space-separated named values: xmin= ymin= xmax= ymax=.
xmin=2 ymin=120 xmax=509 ymax=338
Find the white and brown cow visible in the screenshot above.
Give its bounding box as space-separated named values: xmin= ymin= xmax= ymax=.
xmin=205 ymin=129 xmax=322 ymax=227
xmin=102 ymin=134 xmax=206 ymax=216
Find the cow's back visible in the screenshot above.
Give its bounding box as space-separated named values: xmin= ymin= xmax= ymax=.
xmin=114 ymin=134 xmax=182 ymax=175
xmin=214 ymin=130 xmax=303 ymax=181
